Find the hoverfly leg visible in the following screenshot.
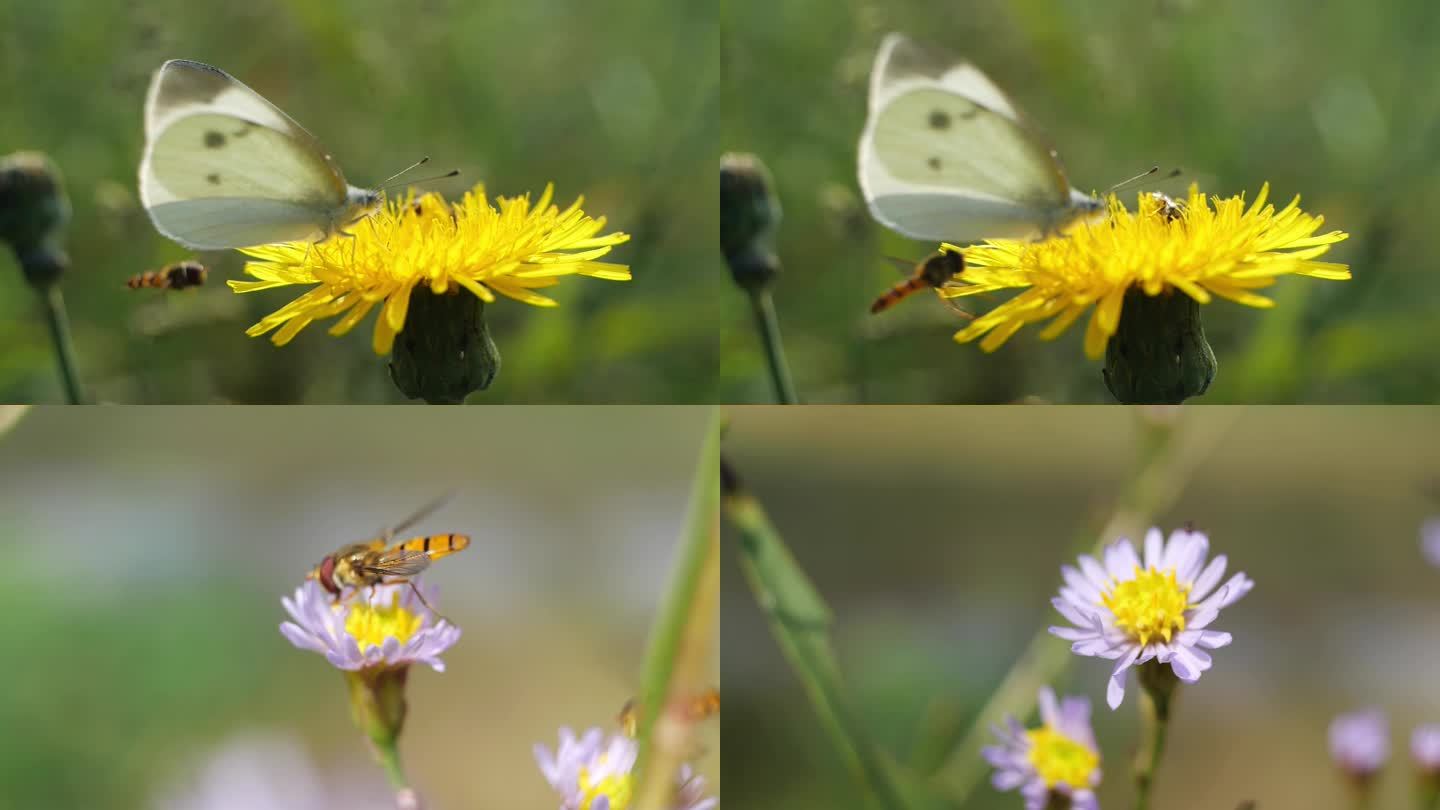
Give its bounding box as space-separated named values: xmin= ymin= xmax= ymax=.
xmin=405 ymin=579 xmax=453 ymax=625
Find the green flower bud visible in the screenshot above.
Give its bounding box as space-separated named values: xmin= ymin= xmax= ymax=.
xmin=720 ymin=152 xmax=782 ymax=292
xmin=0 ymin=152 xmax=71 ymax=289
xmin=387 ymin=288 xmax=501 ymax=404
xmin=1103 ymin=289 xmax=1217 ymax=404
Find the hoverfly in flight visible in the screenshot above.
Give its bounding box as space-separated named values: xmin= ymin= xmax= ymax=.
xmin=125 ymin=260 xmax=207 ymax=290
xmin=308 ymin=495 xmax=469 ymax=616
xmin=869 ymin=250 xmax=974 ymax=319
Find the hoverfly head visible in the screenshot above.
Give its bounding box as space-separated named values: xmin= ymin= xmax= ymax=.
xmin=316 ymin=555 xmax=341 ymax=597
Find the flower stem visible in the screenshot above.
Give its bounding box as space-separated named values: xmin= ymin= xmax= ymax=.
xmin=1419 ymin=781 xmax=1440 ymax=810
xmin=924 ymin=409 xmax=1239 ymax=804
xmin=632 ymin=408 xmax=721 ymax=808
xmin=38 ymin=284 xmax=83 ymax=404
xmin=1133 ymin=662 xmax=1178 ymax=810
xmin=748 ymin=288 xmax=798 ymax=404
xmin=723 ymin=454 xmax=914 ymax=810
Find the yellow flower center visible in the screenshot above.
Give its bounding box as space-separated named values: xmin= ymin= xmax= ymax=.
xmin=1026 ymin=726 xmax=1099 ymax=789
xmin=1101 ymin=566 xmax=1190 ymax=646
xmin=578 ymin=759 xmax=633 ymax=810
xmin=344 ymin=599 xmax=423 ymax=652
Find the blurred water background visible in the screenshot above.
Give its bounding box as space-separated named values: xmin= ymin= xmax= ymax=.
xmin=0 ymin=0 xmax=718 ymax=403
xmin=723 ymin=405 xmax=1440 ymax=808
xmin=721 ymin=0 xmax=1440 ymax=402
xmin=0 ymin=405 xmax=719 ymax=809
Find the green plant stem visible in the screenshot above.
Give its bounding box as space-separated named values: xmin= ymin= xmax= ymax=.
xmin=372 ymin=736 xmax=410 ymax=793
xmin=39 ymin=284 xmax=83 ymax=403
xmin=632 ymin=408 xmax=721 ymax=805
xmin=723 ymin=457 xmax=911 ymax=810
xmin=748 ymin=288 xmax=798 ymax=404
xmin=1418 ymin=781 xmax=1440 ymax=810
xmin=1133 ymin=663 xmax=1177 ymax=810
xmin=925 ymin=409 xmax=1239 ymax=804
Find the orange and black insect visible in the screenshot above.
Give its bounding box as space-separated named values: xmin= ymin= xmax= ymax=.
xmin=618 ymin=688 xmax=721 ymax=738
xmin=307 ymin=496 xmax=469 ymax=614
xmin=126 ymin=260 xmax=207 ymax=290
xmin=870 ymin=251 xmax=973 ymax=319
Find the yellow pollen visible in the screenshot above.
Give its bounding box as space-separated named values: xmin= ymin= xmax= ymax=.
xmin=1101 ymin=566 xmax=1190 ymax=646
xmin=1025 ymin=726 xmax=1099 ymax=789
xmin=344 ymin=598 xmax=423 ymax=653
xmin=578 ymin=760 xmax=633 ymax=810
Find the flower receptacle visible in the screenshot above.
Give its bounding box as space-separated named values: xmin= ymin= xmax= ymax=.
xmin=1103 ymin=288 xmax=1217 ymax=405
xmin=388 ymin=287 xmax=501 ymax=404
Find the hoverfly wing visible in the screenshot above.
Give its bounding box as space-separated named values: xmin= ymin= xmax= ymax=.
xmin=378 ymin=493 xmax=457 ymax=543
xmin=883 ymin=255 xmax=917 ymax=277
xmin=361 ymin=547 xmax=434 ymax=579
xmin=936 ymin=288 xmax=976 ymax=320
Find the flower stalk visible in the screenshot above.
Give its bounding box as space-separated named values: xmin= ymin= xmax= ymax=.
xmin=720 ymin=152 xmax=798 ymax=404
xmin=345 ymin=667 xmax=411 ymax=790
xmin=0 ymin=151 xmax=84 ymax=403
xmin=1133 ymin=661 xmax=1178 ymax=810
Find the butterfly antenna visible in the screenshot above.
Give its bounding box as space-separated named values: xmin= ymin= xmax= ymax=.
xmin=379 ymin=156 xmax=431 ymax=187
xmin=378 ymin=159 xmax=460 ymax=191
xmin=1107 ymin=166 xmax=1159 ymax=193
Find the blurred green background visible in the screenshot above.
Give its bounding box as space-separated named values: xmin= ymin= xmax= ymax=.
xmin=0 ymin=405 xmax=718 ymax=809
xmin=724 ymin=406 xmax=1440 ymax=809
xmin=0 ymin=0 xmax=718 ymax=403
xmin=721 ymin=0 xmax=1440 ymax=403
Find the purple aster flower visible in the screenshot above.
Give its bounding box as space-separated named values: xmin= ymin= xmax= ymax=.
xmin=983 ymin=687 xmax=1101 ymax=810
xmin=1330 ymin=710 xmax=1389 ymax=779
xmin=1049 ymin=527 xmax=1254 ymax=709
xmin=152 ymin=731 xmax=392 ymax=810
xmin=534 ymin=727 xmax=716 ymax=810
xmin=280 ymin=580 xmax=460 ymax=672
xmin=1413 ymin=724 xmax=1440 ymax=775
xmin=1421 ymin=518 xmax=1440 ymax=569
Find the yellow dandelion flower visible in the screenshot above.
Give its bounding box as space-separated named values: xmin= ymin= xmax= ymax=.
xmin=228 ymin=183 xmax=631 ymax=355
xmin=942 ymin=184 xmax=1351 ymax=359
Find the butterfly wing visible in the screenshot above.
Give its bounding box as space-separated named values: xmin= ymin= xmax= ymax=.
xmin=140 ymin=60 xmax=351 ymax=250
xmin=858 ymin=34 xmax=1091 ymax=243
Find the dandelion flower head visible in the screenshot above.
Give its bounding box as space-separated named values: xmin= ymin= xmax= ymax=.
xmin=230 ymin=183 xmax=631 ymax=354
xmin=944 ymin=185 xmax=1350 ymax=358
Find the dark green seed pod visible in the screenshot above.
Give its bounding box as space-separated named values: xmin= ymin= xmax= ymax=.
xmin=0 ymin=152 xmax=72 ymax=289
xmin=1103 ymin=288 xmax=1217 ymax=404
xmin=387 ymin=288 xmax=501 ymax=404
xmin=720 ymin=152 xmax=782 ymax=292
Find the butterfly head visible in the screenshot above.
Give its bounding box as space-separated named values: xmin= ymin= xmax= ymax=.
xmin=344 ymin=186 xmax=385 ymax=223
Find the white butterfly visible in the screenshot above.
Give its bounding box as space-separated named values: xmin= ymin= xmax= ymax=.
xmin=139 ymin=59 xmax=382 ymax=250
xmin=857 ymin=33 xmax=1103 ymax=243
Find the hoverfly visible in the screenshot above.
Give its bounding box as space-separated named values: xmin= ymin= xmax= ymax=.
xmin=869 ymin=251 xmax=973 ymax=319
xmin=308 ymin=495 xmax=469 ymax=616
xmin=126 ymin=260 xmax=207 ymax=290
xmin=618 ymin=688 xmax=721 ymax=738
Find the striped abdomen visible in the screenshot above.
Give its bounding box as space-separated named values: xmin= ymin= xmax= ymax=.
xmin=869 ymin=277 xmax=927 ymax=314
xmin=399 ymin=533 xmax=470 ymax=560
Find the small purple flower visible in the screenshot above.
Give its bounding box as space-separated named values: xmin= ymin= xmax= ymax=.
xmin=280 ymin=580 xmax=460 ymax=672
xmin=1413 ymin=724 xmax=1440 ymax=775
xmin=534 ymin=727 xmax=716 ymax=810
xmin=1421 ymin=518 xmax=1440 ymax=569
xmin=1049 ymin=527 xmax=1253 ymax=709
xmin=152 ymin=731 xmax=392 ymax=810
xmin=982 ymin=687 xmax=1101 ymax=810
xmin=1330 ymin=710 xmax=1389 ymax=779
